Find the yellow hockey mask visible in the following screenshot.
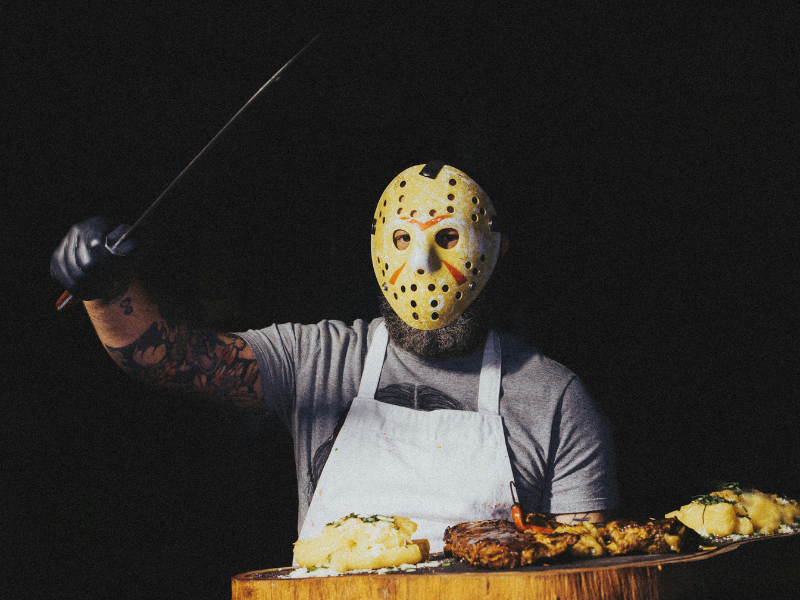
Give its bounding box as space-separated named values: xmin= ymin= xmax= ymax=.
xmin=371 ymin=162 xmax=501 ymax=330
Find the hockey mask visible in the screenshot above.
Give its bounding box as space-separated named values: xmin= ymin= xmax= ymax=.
xmin=371 ymin=162 xmax=501 ymax=330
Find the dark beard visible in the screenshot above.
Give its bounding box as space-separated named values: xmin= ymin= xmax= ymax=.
xmin=380 ymin=293 xmax=490 ymax=359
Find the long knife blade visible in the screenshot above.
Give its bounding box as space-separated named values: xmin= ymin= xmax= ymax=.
xmin=57 ymin=34 xmax=321 ymax=311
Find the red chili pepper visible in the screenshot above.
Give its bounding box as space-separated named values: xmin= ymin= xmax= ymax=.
xmin=509 ymin=481 xmax=555 ymax=534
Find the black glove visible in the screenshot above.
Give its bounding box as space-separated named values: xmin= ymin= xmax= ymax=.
xmin=50 ymin=216 xmax=139 ymax=301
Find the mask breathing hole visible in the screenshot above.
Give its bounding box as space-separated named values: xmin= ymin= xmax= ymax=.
xmin=410 ymin=300 xmax=417 ymax=308
xmin=428 ymin=284 xmax=436 ymax=291
xmin=401 ymin=286 xmax=406 ymax=292
xmin=447 ymin=206 xmax=454 ymax=213
xmin=480 ymin=254 xmax=486 ymax=262
xmin=472 ymin=196 xmax=478 ymax=204
xmin=411 ymin=284 xmax=418 ymax=292
xmin=397 ymin=208 xmax=402 ymax=214
xmin=449 ymin=179 xmax=457 ymax=186
xmin=471 ymin=214 xmax=478 ymax=222
xmin=429 ymin=209 xmax=436 ymax=216
xmin=417 ymin=269 xmax=425 ymax=275
xmin=465 ymin=261 xmax=472 ymax=269
xmin=400 ymin=181 xmax=406 ymax=187
xmin=455 ymin=291 xmax=462 ymax=300
xmin=430 ymin=300 xmax=438 ymax=307
xmin=431 ymin=312 xmax=439 ymax=320
xmin=447 ymin=194 xmax=455 ymax=201
xmin=442 ymin=285 xmax=449 ymax=292
xmin=412 ymin=312 xmax=419 ymax=320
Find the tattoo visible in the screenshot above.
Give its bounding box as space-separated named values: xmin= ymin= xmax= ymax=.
xmin=556 ymin=512 xmax=606 ymax=525
xmin=119 ymin=297 xmax=133 ymax=315
xmin=105 ymin=321 xmax=262 ymax=410
xmin=567 ymin=513 xmax=594 ymax=523
xmin=108 ymin=290 xmax=133 ymax=315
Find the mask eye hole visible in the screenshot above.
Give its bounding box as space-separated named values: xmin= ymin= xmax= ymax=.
xmin=435 ymin=228 xmax=459 ymax=249
xmin=393 ymin=229 xmax=411 ymax=250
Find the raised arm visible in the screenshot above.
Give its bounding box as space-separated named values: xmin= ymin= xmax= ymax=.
xmin=51 ymin=217 xmax=265 ymax=412
xmin=89 ymin=280 xmax=264 ymax=411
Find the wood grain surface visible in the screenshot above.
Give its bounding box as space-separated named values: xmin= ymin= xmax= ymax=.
xmin=232 ymin=531 xmax=800 ymax=600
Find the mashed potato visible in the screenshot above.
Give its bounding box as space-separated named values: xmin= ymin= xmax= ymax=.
xmin=293 ymin=514 xmax=430 ymax=572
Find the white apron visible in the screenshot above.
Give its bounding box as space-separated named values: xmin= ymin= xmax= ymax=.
xmin=298 ymin=322 xmax=515 ymax=554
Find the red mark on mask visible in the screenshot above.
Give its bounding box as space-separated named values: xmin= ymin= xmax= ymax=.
xmin=442 ymin=261 xmax=467 ymax=285
xmin=401 ymin=215 xmax=451 ymax=231
xmin=389 ymin=262 xmax=406 ymax=285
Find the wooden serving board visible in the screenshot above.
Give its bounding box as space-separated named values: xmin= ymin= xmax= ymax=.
xmin=231 ymin=531 xmax=800 ymax=600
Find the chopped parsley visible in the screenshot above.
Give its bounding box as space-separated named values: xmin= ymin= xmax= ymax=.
xmin=717 ymin=482 xmax=743 ymax=494
xmin=692 ymin=494 xmax=736 ymax=506
xmin=327 ymin=513 xmax=396 ymax=527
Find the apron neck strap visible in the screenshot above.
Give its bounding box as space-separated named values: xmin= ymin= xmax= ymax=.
xmin=356 ymin=321 xmax=389 ymax=398
xmin=357 ymin=322 xmax=502 ymax=415
xmin=477 ymin=329 xmax=502 ymax=414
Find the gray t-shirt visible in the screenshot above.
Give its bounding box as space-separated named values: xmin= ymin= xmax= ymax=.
xmin=238 ymin=317 xmax=618 ymax=533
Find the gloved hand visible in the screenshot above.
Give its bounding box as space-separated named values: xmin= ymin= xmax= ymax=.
xmin=50 ymin=216 xmax=139 ymax=301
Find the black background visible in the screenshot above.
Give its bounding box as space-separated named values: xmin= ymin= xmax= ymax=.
xmin=5 ymin=3 xmax=798 ymax=599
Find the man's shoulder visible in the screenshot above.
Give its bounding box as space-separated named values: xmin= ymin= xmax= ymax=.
xmin=303 ymin=317 xmax=385 ymax=351
xmin=497 ymin=331 xmax=578 ymax=382
xmin=237 ymin=317 xmax=383 ymax=353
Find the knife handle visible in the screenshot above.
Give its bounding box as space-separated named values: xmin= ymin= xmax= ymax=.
xmin=57 ymin=291 xmax=76 ymax=311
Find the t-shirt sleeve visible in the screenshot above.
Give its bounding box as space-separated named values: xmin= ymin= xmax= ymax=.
xmin=236 ymin=319 xmax=373 ymax=433
xmin=541 ymin=376 xmax=619 ymax=514
xmin=236 ymin=323 xmax=300 ymax=430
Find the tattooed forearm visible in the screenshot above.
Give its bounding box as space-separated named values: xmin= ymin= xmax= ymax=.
xmin=105 ymin=320 xmax=263 ymax=411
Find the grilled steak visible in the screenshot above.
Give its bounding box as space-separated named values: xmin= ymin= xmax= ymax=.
xmin=444 ymin=517 xmax=699 ymax=569
xmin=443 ymin=520 xmax=579 ymax=569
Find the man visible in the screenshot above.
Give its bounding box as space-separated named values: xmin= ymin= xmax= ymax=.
xmin=51 ymin=161 xmax=618 ymax=552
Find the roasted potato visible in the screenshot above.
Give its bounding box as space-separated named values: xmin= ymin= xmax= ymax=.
xmin=667 ymin=486 xmax=799 ymax=537
xmin=666 ymin=501 xmax=737 ymax=537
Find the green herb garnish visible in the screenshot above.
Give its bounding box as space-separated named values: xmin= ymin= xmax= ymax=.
xmin=691 ymin=494 xmax=736 ymax=506
xmin=328 ymin=513 xmax=360 ymax=527
xmin=717 ymin=482 xmax=743 ymax=494
xmin=328 ymin=513 xmax=395 ymax=527
xmin=361 ymin=515 xmax=395 ymax=523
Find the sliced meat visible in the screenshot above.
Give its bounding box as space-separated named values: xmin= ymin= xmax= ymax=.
xmin=443 ymin=519 xmax=578 ymax=569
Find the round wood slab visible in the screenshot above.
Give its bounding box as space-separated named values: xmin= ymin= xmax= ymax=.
xmin=231 ymin=531 xmax=800 ymax=600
